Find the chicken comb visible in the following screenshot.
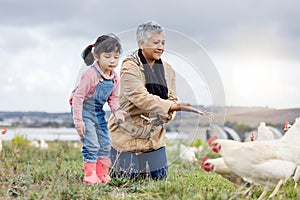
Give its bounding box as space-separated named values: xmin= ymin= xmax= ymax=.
xmin=284 ymin=121 xmax=289 ymax=126
xmin=250 ymin=132 xmax=255 ymax=141
xmin=208 ymin=135 xmax=218 ymax=146
xmin=284 ymin=121 xmax=290 ymax=133
xmin=1 ymin=128 xmax=7 ymax=135
xmin=201 ymin=156 xmax=209 ymax=166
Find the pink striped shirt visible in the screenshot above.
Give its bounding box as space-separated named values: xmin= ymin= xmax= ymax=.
xmin=69 ymin=62 xmax=120 ymax=127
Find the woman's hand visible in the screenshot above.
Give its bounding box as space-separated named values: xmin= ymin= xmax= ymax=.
xmin=76 ymin=125 xmax=86 ymax=138
xmin=170 ymin=103 xmax=204 ymax=115
xmin=114 ymin=109 xmax=127 ymax=124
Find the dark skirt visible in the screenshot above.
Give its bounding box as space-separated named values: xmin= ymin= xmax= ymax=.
xmin=110 ymin=146 xmax=168 ymax=180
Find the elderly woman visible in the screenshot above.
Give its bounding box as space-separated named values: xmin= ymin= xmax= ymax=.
xmin=108 ymin=21 xmax=203 ymax=179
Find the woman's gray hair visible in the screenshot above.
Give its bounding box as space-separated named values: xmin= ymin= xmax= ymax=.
xmin=136 ymin=21 xmax=165 ymax=44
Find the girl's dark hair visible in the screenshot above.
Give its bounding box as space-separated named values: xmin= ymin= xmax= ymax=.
xmin=82 ymin=34 xmax=122 ymax=66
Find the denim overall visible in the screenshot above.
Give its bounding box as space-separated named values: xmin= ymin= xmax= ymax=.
xmin=81 ymin=65 xmax=115 ymax=163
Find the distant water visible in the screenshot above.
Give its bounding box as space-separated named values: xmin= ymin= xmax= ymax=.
xmin=2 ymin=128 xmax=193 ymax=141
xmin=2 ymin=127 xmax=79 ymax=141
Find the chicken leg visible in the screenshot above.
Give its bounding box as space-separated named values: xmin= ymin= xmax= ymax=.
xmin=293 ymin=165 xmax=300 ymax=188
xmin=268 ymin=179 xmax=283 ymax=198
xmin=257 ymin=186 xmax=270 ymax=200
xmin=228 ymin=183 xmax=254 ymax=200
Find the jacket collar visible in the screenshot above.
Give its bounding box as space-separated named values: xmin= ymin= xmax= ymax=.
xmin=122 ymin=50 xmax=144 ymax=71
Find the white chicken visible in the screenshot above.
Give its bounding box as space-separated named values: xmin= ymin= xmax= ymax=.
xmin=0 ymin=128 xmax=7 ymax=152
xmin=208 ymin=117 xmax=300 ymax=200
xmin=40 ymin=139 xmax=49 ymax=150
xmin=201 ymin=156 xmax=246 ymax=186
xmin=248 ymin=122 xmax=274 ymax=142
xmin=202 ymin=122 xmax=274 ymax=186
xmin=284 ymin=120 xmax=300 ymax=188
xmin=30 ymin=139 xmax=49 ymax=150
xmin=256 ymin=122 xmax=274 ymax=141
xmin=179 ymin=143 xmax=199 ymax=163
xmin=30 ymin=140 xmax=40 ymax=148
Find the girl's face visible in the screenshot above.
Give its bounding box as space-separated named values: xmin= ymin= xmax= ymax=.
xmin=96 ymin=50 xmax=120 ymax=74
xmin=140 ymin=33 xmax=165 ymax=62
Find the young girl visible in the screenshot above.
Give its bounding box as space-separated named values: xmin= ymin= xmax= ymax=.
xmin=69 ymin=34 xmax=126 ymax=185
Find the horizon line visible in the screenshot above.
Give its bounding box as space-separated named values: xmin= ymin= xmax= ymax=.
xmin=1 ymin=105 xmax=300 ymax=114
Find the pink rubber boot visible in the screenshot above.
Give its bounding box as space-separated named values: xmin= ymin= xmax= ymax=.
xmin=83 ymin=162 xmax=102 ymax=185
xmin=96 ymin=158 xmax=111 ymax=183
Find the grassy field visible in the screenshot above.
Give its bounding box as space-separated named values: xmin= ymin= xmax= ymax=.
xmin=0 ymin=137 xmax=299 ymax=200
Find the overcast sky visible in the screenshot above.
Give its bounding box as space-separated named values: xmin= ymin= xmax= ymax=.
xmin=1 ymin=0 xmax=300 ymax=112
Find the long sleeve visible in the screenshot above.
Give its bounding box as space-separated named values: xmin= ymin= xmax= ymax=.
xmin=164 ymin=64 xmax=178 ymax=121
xmin=71 ymin=70 xmax=97 ymax=127
xmin=107 ymin=73 xmax=121 ymax=113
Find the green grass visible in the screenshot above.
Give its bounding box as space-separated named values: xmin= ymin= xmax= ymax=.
xmin=0 ymin=137 xmax=299 ymax=200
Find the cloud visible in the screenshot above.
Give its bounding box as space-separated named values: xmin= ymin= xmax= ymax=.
xmin=1 ymin=0 xmax=300 ymax=111
xmin=0 ymin=25 xmax=82 ymax=112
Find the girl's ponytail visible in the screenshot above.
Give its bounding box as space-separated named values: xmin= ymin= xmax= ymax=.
xmin=81 ymin=44 xmax=94 ymax=66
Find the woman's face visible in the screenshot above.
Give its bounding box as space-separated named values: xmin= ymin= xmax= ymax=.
xmin=140 ymin=33 xmax=165 ymax=61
